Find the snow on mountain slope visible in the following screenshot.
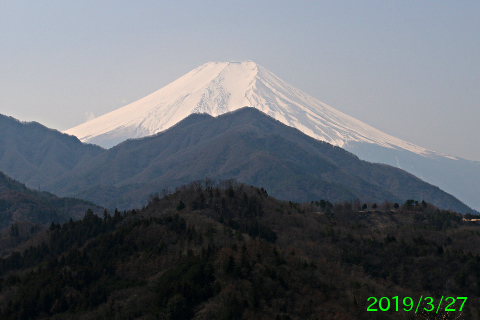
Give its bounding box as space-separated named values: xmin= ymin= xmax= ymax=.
xmin=64 ymin=61 xmax=453 ymax=159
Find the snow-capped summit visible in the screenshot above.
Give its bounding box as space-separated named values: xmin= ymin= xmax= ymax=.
xmin=64 ymin=61 xmax=445 ymax=158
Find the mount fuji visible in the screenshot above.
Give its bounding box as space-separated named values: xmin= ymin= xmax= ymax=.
xmin=65 ymin=61 xmax=480 ymax=211
xmin=65 ymin=61 xmax=441 ymax=156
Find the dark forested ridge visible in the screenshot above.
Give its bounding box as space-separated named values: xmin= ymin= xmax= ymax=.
xmin=31 ymin=108 xmax=474 ymax=214
xmin=0 ymin=172 xmax=102 ymax=238
xmin=1 ymin=179 xmax=479 ymax=319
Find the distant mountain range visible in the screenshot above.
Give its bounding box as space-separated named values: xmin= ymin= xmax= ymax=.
xmin=0 ymin=108 xmax=473 ymax=213
xmin=64 ymin=61 xmax=480 ymax=212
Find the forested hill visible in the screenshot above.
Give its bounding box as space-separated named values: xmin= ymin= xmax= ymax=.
xmin=0 ymin=170 xmax=102 ymax=230
xmin=1 ymin=179 xmax=479 ymax=319
xmin=45 ymin=108 xmax=475 ymax=214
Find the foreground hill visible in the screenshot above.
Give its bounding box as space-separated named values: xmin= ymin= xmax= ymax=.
xmin=0 ymin=170 xmax=102 ymax=229
xmin=0 ymin=114 xmax=104 ymax=189
xmin=0 ymin=180 xmax=478 ymax=319
xmin=51 ymin=108 xmax=474 ymax=213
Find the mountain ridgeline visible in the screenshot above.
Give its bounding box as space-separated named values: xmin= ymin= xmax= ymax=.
xmin=0 ymin=114 xmax=104 ymax=188
xmin=45 ymin=108 xmax=476 ymax=213
xmin=0 ymin=109 xmax=475 ymax=213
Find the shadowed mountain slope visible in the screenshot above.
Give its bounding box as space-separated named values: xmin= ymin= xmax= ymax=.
xmin=0 ymin=114 xmax=105 ymax=189
xmin=0 ymin=171 xmax=102 ymax=229
xmin=48 ymin=108 xmax=474 ymax=213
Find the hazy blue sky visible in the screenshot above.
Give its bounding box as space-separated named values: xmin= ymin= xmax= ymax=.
xmin=1 ymin=1 xmax=479 ymax=161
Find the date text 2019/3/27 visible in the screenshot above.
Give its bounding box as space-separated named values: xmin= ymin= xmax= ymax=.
xmin=367 ymin=296 xmax=467 ymax=313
